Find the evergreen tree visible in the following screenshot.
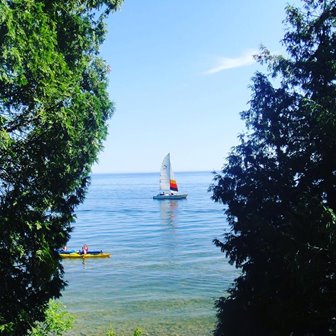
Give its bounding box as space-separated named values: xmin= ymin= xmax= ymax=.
xmin=0 ymin=1 xmax=122 ymax=334
xmin=211 ymin=1 xmax=336 ymax=335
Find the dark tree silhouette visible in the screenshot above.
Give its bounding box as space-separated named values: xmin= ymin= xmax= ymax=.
xmin=0 ymin=1 xmax=122 ymax=334
xmin=211 ymin=1 xmax=336 ymax=335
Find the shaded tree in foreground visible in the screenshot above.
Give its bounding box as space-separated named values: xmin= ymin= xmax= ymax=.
xmin=210 ymin=1 xmax=336 ymax=335
xmin=0 ymin=0 xmax=122 ymax=334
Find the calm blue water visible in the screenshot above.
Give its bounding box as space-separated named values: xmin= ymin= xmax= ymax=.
xmin=62 ymin=172 xmax=237 ymax=336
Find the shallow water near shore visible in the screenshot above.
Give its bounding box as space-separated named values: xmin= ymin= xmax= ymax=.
xmin=62 ymin=172 xmax=237 ymax=335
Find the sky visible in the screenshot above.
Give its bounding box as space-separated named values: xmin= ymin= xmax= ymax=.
xmin=92 ymin=0 xmax=301 ymax=174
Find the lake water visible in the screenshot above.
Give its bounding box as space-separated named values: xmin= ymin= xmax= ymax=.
xmin=62 ymin=172 xmax=237 ymax=336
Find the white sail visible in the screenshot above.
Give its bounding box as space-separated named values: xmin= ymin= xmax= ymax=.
xmin=159 ymin=153 xmax=170 ymax=192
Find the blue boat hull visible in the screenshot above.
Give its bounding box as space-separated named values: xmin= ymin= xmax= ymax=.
xmin=153 ymin=193 xmax=188 ymax=200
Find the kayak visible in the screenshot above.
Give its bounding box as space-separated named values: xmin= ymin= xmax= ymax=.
xmin=56 ymin=249 xmax=111 ymax=259
xmin=59 ymin=252 xmax=111 ymax=259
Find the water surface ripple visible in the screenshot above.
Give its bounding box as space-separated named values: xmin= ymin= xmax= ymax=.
xmin=62 ymin=172 xmax=237 ymax=335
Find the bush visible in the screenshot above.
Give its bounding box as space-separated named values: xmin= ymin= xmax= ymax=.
xmin=28 ymin=300 xmax=74 ymax=336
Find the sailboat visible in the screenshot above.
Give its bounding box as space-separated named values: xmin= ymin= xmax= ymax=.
xmin=153 ymin=153 xmax=188 ymax=200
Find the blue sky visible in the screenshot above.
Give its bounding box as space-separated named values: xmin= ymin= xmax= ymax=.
xmin=92 ymin=0 xmax=300 ymax=174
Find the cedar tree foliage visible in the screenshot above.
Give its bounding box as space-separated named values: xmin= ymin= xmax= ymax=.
xmin=0 ymin=0 xmax=122 ymax=334
xmin=210 ymin=1 xmax=336 ymax=335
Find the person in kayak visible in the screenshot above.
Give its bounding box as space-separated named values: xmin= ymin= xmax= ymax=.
xmin=82 ymin=244 xmax=89 ymax=254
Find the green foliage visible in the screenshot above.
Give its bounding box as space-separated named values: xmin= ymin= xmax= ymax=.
xmin=0 ymin=0 xmax=122 ymax=335
xmin=133 ymin=327 xmax=143 ymax=336
xmin=106 ymin=329 xmax=118 ymax=336
xmin=28 ymin=300 xmax=74 ymax=336
xmin=211 ymin=1 xmax=336 ymax=335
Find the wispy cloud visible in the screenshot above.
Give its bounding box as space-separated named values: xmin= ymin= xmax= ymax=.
xmin=204 ymin=49 xmax=257 ymax=75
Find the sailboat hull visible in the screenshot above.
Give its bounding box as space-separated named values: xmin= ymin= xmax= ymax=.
xmin=153 ymin=193 xmax=188 ymax=200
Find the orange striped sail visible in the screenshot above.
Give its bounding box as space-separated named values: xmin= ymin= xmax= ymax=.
xmin=170 ymin=179 xmax=178 ymax=192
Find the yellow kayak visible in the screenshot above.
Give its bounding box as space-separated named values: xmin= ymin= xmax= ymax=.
xmin=59 ymin=252 xmax=111 ymax=259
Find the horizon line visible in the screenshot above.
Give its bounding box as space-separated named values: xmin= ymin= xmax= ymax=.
xmin=91 ymin=169 xmax=219 ymax=175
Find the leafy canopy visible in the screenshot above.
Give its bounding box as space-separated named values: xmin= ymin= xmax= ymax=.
xmin=210 ymin=1 xmax=336 ymax=335
xmin=0 ymin=0 xmax=122 ymax=334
